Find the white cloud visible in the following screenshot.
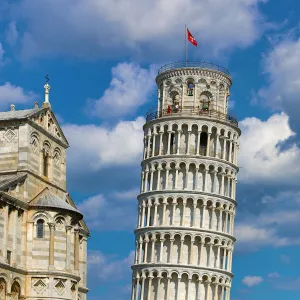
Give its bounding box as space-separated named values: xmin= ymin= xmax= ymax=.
xmin=78 ymin=194 xmax=136 ymax=231
xmin=91 ymin=62 xmax=156 ymax=118
xmin=14 ymin=0 xmax=267 ymax=60
xmin=5 ymin=21 xmax=18 ymax=46
xmin=0 ymin=82 xmax=37 ymax=108
xmin=88 ymin=250 xmax=134 ymax=282
xmin=112 ymin=188 xmax=140 ymax=201
xmin=242 ymin=276 xmax=263 ymax=287
xmin=239 ymin=112 xmax=300 ymax=184
xmin=268 ymin=272 xmax=280 ymax=278
xmin=63 ymin=116 xmax=144 ymax=171
xmin=257 ymin=37 xmax=300 ymax=135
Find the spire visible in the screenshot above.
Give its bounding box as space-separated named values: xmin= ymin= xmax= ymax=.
xmin=43 ymin=74 xmax=51 ymax=108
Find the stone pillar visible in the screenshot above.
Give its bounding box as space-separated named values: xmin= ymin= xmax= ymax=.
xmin=196 ymin=131 xmax=201 ymax=155
xmin=206 ymin=133 xmax=211 ymax=156
xmin=141 ymin=277 xmax=145 ymax=299
xmin=74 ymin=228 xmax=80 ymax=271
xmin=216 ymin=245 xmax=221 ymax=268
xmin=159 ymin=132 xmax=163 ymax=155
xmin=157 ymin=167 xmax=162 ymax=190
xmin=1 ymin=205 xmax=8 ymax=263
xmin=199 ymin=242 xmax=205 ymax=265
xmin=146 ymin=203 xmax=151 ymax=227
xmin=175 ymin=166 xmax=180 ymax=189
xmin=166 ymin=277 xmax=171 ymax=299
xmin=221 ymin=172 xmax=225 ymax=195
xmin=144 ymin=238 xmax=149 ymax=263
xmin=147 ymin=276 xmax=153 ymax=300
xmin=141 ymin=202 xmax=146 ymax=227
xmin=147 ymin=135 xmax=151 ymax=158
xmin=135 ymin=279 xmax=140 ymax=300
xmin=167 ymin=131 xmax=172 ymax=155
xmin=172 ymin=201 xmax=177 ymax=225
xmin=151 ymin=238 xmax=155 ymax=263
xmin=149 ymin=169 xmax=154 ymax=191
xmin=222 ymin=139 xmax=226 ymax=160
xmin=204 ymin=168 xmax=209 ymax=192
xmin=48 ymin=223 xmax=55 ymax=268
xmin=186 ymin=131 xmax=191 ymax=154
xmin=229 ymin=139 xmax=233 ymax=163
xmin=223 ymin=248 xmax=227 ymax=269
xmin=152 ymin=133 xmax=157 ymax=157
xmin=144 ymin=171 xmax=149 ymax=192
xmin=153 ymin=202 xmax=158 ymax=226
xmin=162 ymin=200 xmax=167 ymax=225
xmin=197 ymin=279 xmax=202 ymax=300
xmin=66 ymin=225 xmax=72 ymax=270
xmin=179 ymin=238 xmax=184 ymax=264
xmin=190 ymin=237 xmax=195 ymax=264
xmin=225 ymin=211 xmax=229 ymax=233
xmin=160 ymin=239 xmax=165 ymax=262
xmin=195 ymin=167 xmax=199 ymax=190
xmin=215 ymin=133 xmax=220 ymax=158
xmin=177 ymin=130 xmax=182 ymax=154
xmin=165 ymin=166 xmax=170 ymax=189
xmin=169 ymin=238 xmax=174 ymax=263
xmin=186 ymin=278 xmax=190 ymax=300
xmin=201 ymin=205 xmax=206 ymax=228
xmin=138 ymin=240 xmax=143 ymax=264
xmin=140 ymin=172 xmax=144 ymax=193
xmin=192 ymin=204 xmax=197 ymax=227
xmin=182 ymin=199 xmax=187 ymax=226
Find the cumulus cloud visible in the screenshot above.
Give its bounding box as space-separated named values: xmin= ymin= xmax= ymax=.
xmin=0 ymin=82 xmax=37 ymax=108
xmin=235 ymin=190 xmax=300 ymax=252
xmin=88 ymin=250 xmax=134 ymax=282
xmin=78 ymin=193 xmax=136 ymax=231
xmin=239 ymin=112 xmax=300 ymax=184
xmin=242 ymin=276 xmax=264 ymax=287
xmin=63 ymin=116 xmax=144 ymax=172
xmin=258 ymin=37 xmax=300 ymax=135
xmin=13 ymin=0 xmax=267 ymax=60
xmin=91 ymin=62 xmax=157 ymax=118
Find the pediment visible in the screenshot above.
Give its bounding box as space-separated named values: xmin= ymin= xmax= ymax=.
xmin=30 ymin=108 xmax=69 ymax=146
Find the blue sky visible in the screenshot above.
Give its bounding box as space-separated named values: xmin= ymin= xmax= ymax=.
xmin=1 ymin=0 xmax=300 ymax=299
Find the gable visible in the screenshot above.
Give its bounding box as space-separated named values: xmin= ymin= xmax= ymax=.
xmin=29 ymin=108 xmax=69 ymax=147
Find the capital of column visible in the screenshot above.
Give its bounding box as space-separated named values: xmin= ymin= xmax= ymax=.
xmin=65 ymin=225 xmax=72 ymax=231
xmin=48 ymin=222 xmax=55 ymax=230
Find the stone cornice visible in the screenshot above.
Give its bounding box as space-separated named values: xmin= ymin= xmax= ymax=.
xmin=142 ymin=155 xmax=239 ymax=172
xmin=0 ymin=192 xmax=28 ymax=210
xmin=78 ymin=286 xmax=89 ymax=293
xmin=143 ymin=115 xmax=241 ymax=134
xmin=132 ymin=263 xmax=233 ymax=278
xmin=134 ymin=226 xmax=236 ymax=242
xmin=156 ymin=68 xmax=232 ymax=86
xmin=137 ymin=190 xmax=238 ymax=206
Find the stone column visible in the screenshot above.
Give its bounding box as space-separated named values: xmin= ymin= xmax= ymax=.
xmin=167 ymin=131 xmax=172 ymax=155
xmin=147 ymin=276 xmax=153 ymax=300
xmin=216 ymin=245 xmax=221 ymax=268
xmin=222 ymin=139 xmax=226 ymax=160
xmin=153 ymin=202 xmax=158 ymax=226
xmin=152 ymin=133 xmax=157 ymax=157
xmin=186 ymin=131 xmax=191 ymax=154
xmin=192 ymin=204 xmax=197 ymax=227
xmin=199 ymin=242 xmax=205 ymax=265
xmin=140 ymin=172 xmax=144 ymax=193
xmin=190 ymin=237 xmax=195 ymax=264
xmin=175 ymin=166 xmax=180 ymax=189
xmin=196 ymin=131 xmax=201 ymax=155
xmin=135 ymin=279 xmax=140 ymax=300
xmin=182 ymin=199 xmax=187 ymax=226
xmin=140 ymin=277 xmax=145 ymax=299
xmin=172 ymin=201 xmax=177 ymax=225
xmin=138 ymin=240 xmax=143 ymax=264
xmin=206 ymin=133 xmax=211 ymax=156
xmin=149 ymin=169 xmax=154 ymax=191
xmin=215 ymin=133 xmax=220 ymax=158
xmin=151 ymin=237 xmax=155 ymax=263
xmin=204 ymin=168 xmax=209 ymax=192
xmin=177 ymin=130 xmax=182 ymax=154
xmin=144 ymin=238 xmax=149 ymax=263
xmin=169 ymin=238 xmax=174 ymax=263
xmin=162 ymin=200 xmax=167 ymax=225
xmin=212 ymin=171 xmax=217 ymax=194
xmin=144 ymin=170 xmax=149 ymax=192
xmin=225 ymin=211 xmax=229 ymax=233
xmin=66 ymin=225 xmax=72 ymax=270
xmin=165 ymin=166 xmax=170 ymax=189
xmin=195 ymin=167 xmax=199 ymax=190
xmin=12 ymin=209 xmax=18 ymax=264
xmin=146 ymin=203 xmax=151 ymax=227
xmin=48 ymin=223 xmax=55 ymax=269
xmin=157 ymin=167 xmax=162 ymax=190
xmin=159 ymin=132 xmax=163 ymax=155
xmin=179 ymin=238 xmax=184 ymax=264
xmin=74 ymin=228 xmax=80 ymax=271
xmin=197 ymin=279 xmax=202 ymax=300
xmin=217 ymin=209 xmax=222 ymax=231
xmin=228 ymin=139 xmax=233 ymax=163
xmin=1 ymin=205 xmax=8 ymax=263
xmin=211 ymin=207 xmax=215 ymax=230
xmin=227 ymin=176 xmax=231 ymax=198
xmin=160 ymin=238 xmax=165 ymax=262
xmin=147 ymin=135 xmax=151 ymax=158
xmin=222 ymin=248 xmax=227 ymax=269
xmin=141 ymin=202 xmax=146 ymax=227
xmin=221 ymin=172 xmax=225 ymax=195
xmin=186 ymin=278 xmax=191 ymax=300
xmin=166 ymin=277 xmax=171 ymax=299
xmin=201 ymin=205 xmax=206 ymax=228
xmin=221 ymin=285 xmax=225 ymax=300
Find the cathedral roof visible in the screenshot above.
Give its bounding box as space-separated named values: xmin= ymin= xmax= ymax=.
xmin=0 ymin=173 xmax=27 ymax=190
xmin=0 ymin=108 xmax=44 ymax=121
xmin=29 ymin=187 xmax=82 ymax=218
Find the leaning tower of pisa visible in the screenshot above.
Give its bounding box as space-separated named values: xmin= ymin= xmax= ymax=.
xmin=131 ymin=62 xmax=240 ymax=300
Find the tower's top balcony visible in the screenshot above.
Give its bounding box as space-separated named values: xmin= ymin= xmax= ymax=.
xmin=157 ymin=61 xmax=230 ymax=76
xmin=149 ymin=61 xmax=237 ymax=127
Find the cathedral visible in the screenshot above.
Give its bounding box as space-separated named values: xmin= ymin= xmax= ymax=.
xmin=0 ymin=83 xmax=89 ymax=299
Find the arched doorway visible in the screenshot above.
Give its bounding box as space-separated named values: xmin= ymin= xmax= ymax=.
xmin=11 ymin=281 xmax=21 ymax=300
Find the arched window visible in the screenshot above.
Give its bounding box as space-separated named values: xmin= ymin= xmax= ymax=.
xmin=0 ymin=278 xmax=6 ymax=299
xmin=200 ymin=92 xmax=211 ymax=111
xmin=11 ymin=282 xmax=20 ymax=300
xmin=37 ymin=219 xmax=44 ymax=238
xmin=187 ymin=79 xmax=194 ymax=96
xmin=42 ymin=143 xmax=51 ymax=178
xmin=30 ymin=135 xmax=39 ymax=154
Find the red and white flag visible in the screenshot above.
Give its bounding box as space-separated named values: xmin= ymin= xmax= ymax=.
xmin=187 ymin=28 xmax=198 ymax=46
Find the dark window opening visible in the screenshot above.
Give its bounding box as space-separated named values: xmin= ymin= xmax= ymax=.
xmin=43 ymin=151 xmax=49 ymax=177
xmin=37 ymin=219 xmax=44 ymax=238
xmin=7 ymin=250 xmax=11 ymax=265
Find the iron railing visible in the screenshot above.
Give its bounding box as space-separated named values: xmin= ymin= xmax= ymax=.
xmin=158 ymin=61 xmax=230 ymax=76
xmin=145 ymin=107 xmax=238 ymax=126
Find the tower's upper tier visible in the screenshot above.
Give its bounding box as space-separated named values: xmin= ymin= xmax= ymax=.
xmin=147 ymin=61 xmax=237 ymax=127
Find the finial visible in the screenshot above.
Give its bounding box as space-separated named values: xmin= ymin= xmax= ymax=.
xmin=34 ymin=101 xmax=39 ymax=109
xmin=43 ymin=74 xmax=51 ymax=107
xmin=10 ymin=104 xmax=15 ymax=111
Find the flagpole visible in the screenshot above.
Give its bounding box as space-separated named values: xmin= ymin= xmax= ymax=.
xmin=185 ymin=24 xmax=188 ymax=66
